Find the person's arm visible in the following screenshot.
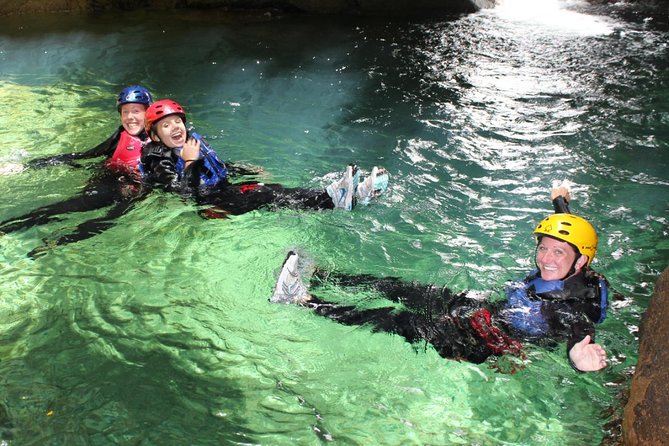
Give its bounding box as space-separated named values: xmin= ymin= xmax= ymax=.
xmin=564 ymin=311 xmax=607 ymax=372
xmin=140 ymin=143 xmax=183 ymax=192
xmin=26 ymin=127 xmax=122 ymax=169
xmin=180 ymin=137 xmax=200 ymax=172
xmin=551 ymin=184 xmax=572 ymax=214
xmin=178 ymin=137 xmax=209 ymax=190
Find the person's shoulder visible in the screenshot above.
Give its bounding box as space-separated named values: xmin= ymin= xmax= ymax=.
xmin=563 ymin=270 xmax=593 ymax=289
xmin=582 ymin=269 xmax=608 ymax=285
xmin=562 ymin=270 xmax=605 ymax=303
xmin=136 ymin=129 xmax=150 ymax=142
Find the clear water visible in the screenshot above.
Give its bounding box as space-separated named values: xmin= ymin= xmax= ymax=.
xmin=0 ymin=0 xmax=667 ymax=444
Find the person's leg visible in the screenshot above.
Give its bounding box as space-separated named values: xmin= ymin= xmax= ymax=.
xmin=311 ymin=269 xmax=466 ymax=316
xmin=263 ymin=184 xmax=335 ymax=211
xmin=272 ymin=253 xmax=460 ymax=314
xmin=27 ymin=193 xmax=146 ymax=258
xmin=199 ymin=164 xmax=388 ymax=216
xmin=200 ymin=181 xmax=334 ymax=216
xmin=301 ymin=293 xmax=494 ymax=364
xmin=0 ymin=174 xmax=119 ymax=234
xmin=310 ymin=269 xmax=523 ymax=361
xmin=270 ymin=251 xmax=495 ymax=363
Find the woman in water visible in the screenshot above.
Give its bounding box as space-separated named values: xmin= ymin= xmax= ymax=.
xmin=140 ymin=99 xmax=390 ymax=217
xmin=0 ymin=86 xmax=154 ymax=256
xmin=270 ymin=186 xmax=609 ymax=373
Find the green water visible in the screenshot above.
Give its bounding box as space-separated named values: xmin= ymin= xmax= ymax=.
xmin=0 ymin=1 xmax=667 ymax=444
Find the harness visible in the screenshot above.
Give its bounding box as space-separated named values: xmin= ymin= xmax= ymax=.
xmin=505 ymin=281 xmax=551 ymax=336
xmin=504 ymin=271 xmax=609 ymax=336
xmin=469 ymin=308 xmax=526 ymax=358
xmin=105 ymin=130 xmax=145 ymax=174
xmin=174 ymin=132 xmax=228 ymax=187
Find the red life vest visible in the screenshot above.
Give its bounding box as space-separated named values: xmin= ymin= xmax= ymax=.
xmin=105 ymin=130 xmax=146 ymax=174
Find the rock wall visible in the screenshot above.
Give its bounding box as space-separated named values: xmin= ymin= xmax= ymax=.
xmin=623 ymin=266 xmax=669 ymax=444
xmin=0 ymin=0 xmax=496 ymax=16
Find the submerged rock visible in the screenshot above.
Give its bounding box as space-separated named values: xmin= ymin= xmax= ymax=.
xmin=623 ymin=265 xmax=669 ymax=444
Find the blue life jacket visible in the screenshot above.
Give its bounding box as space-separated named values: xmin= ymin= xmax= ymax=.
xmin=174 ymin=132 xmax=228 ymax=188
xmin=505 ymin=280 xmax=550 ymax=337
xmin=505 ymin=271 xmax=608 ymax=336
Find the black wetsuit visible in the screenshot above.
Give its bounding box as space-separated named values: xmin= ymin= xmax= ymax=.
xmin=1 ymin=129 xmax=268 ymax=256
xmin=140 ymin=138 xmax=335 ymax=216
xmin=293 ymin=197 xmax=608 ymax=370
xmin=301 ymin=266 xmax=607 ymax=370
xmin=0 ymin=128 xmax=147 ymax=257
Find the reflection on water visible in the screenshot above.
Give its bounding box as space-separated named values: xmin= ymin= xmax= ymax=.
xmin=493 ymin=0 xmax=615 ymax=35
xmin=0 ymin=0 xmax=667 ymax=444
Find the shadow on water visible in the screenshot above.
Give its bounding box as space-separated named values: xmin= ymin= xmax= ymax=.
xmin=0 ymin=281 xmax=251 ymax=444
xmin=0 ymin=9 xmax=468 ymax=143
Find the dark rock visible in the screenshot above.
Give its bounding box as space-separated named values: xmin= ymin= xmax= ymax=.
xmin=0 ymin=0 xmax=495 ymax=16
xmin=623 ymin=266 xmax=669 ymax=445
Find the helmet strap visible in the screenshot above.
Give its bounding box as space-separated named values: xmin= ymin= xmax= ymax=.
xmin=566 ymin=256 xmax=579 ymax=279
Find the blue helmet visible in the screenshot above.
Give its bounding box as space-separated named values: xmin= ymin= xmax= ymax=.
xmin=116 ymin=85 xmax=153 ymax=111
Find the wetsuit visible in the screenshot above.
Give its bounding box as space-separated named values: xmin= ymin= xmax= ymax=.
xmin=301 ymin=266 xmax=608 ymax=370
xmin=140 ymin=132 xmax=335 ymax=215
xmin=293 ymin=196 xmax=609 ymax=370
xmin=0 ymin=127 xmax=149 ymax=257
xmin=2 ymin=128 xmax=265 ymax=255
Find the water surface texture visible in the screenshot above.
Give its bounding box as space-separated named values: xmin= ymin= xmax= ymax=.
xmin=0 ymin=0 xmax=668 ymax=444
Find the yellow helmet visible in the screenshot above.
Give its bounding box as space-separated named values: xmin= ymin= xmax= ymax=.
xmin=533 ymin=214 xmax=598 ymax=267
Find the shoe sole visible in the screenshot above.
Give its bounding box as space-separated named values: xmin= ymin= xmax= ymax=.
xmin=271 ymin=251 xmax=308 ymax=304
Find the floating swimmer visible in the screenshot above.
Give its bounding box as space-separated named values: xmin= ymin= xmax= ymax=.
xmin=271 ymin=183 xmax=609 ymax=373
xmin=0 ymin=86 xmax=155 ymax=256
xmin=140 ymin=99 xmax=390 ymax=216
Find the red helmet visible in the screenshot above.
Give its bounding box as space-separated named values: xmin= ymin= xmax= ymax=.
xmin=145 ymin=99 xmax=186 ymax=132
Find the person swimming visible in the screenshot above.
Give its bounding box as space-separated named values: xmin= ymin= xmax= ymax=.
xmin=270 ymin=184 xmax=609 ymax=373
xmin=0 ymin=86 xmax=155 ymax=256
xmin=140 ymin=99 xmax=390 ymax=217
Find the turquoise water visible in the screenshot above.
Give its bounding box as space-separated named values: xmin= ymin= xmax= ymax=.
xmin=0 ymin=0 xmax=667 ymax=444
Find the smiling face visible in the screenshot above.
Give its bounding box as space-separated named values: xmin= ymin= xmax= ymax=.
xmin=536 ymin=236 xmax=587 ymax=281
xmin=119 ymin=103 xmax=147 ymax=136
xmin=151 ymin=114 xmax=187 ymax=148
